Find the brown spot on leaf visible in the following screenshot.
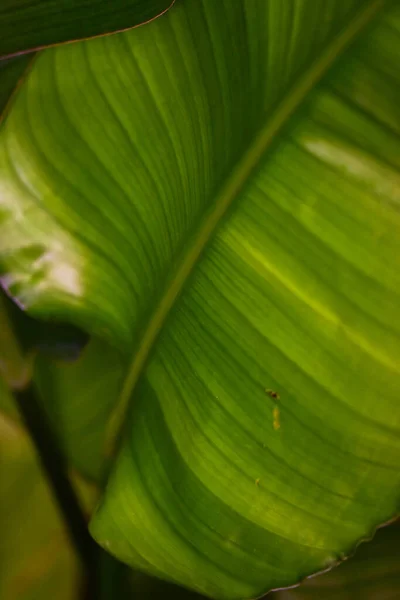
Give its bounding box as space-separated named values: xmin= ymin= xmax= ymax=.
xmin=265 ymin=388 xmax=280 ymax=400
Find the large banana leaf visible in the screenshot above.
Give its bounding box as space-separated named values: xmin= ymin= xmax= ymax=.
xmin=1 ymin=0 xmax=400 ymax=598
xmin=0 ymin=0 xmax=174 ymax=58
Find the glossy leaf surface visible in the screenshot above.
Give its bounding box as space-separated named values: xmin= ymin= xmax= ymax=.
xmin=1 ymin=0 xmax=400 ymax=598
xmin=0 ymin=0 xmax=174 ymax=58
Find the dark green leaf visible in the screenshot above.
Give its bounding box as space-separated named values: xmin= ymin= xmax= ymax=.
xmin=0 ymin=0 xmax=175 ymax=58
xmin=130 ymin=569 xmax=205 ymax=600
xmin=34 ymin=338 xmax=125 ymax=482
xmin=275 ymin=522 xmax=400 ymax=600
xmin=0 ymin=55 xmax=33 ymax=118
xmin=1 ymin=288 xmax=121 ymax=483
xmin=1 ymin=288 xmax=88 ymax=359
xmin=0 ymin=292 xmax=30 ymax=389
xmin=127 ymin=522 xmax=400 ymax=599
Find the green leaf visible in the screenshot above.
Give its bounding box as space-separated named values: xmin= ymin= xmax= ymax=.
xmin=127 ymin=521 xmax=400 ymax=599
xmin=1 ymin=286 xmax=123 ymax=482
xmin=129 ymin=520 xmax=400 ymax=600
xmin=0 ymin=56 xmax=33 ymax=118
xmin=274 ymin=521 xmax=400 ymax=600
xmin=0 ymin=0 xmax=175 ymax=58
xmin=1 ymin=0 xmax=400 ymax=598
xmin=34 ymin=338 xmax=126 ymax=482
xmin=0 ymin=291 xmax=32 ymax=390
xmin=0 ymin=381 xmax=83 ymax=600
xmin=1 ymin=286 xmax=89 ymax=359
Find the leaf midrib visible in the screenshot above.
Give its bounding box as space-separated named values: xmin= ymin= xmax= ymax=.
xmin=105 ymin=0 xmax=386 ymax=452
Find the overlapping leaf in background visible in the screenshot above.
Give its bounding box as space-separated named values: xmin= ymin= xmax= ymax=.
xmin=0 ymin=377 xmax=83 ymax=600
xmin=129 ymin=521 xmax=400 ymax=600
xmin=0 ymin=57 xmax=33 ymax=116
xmin=1 ymin=0 xmax=400 ymax=599
xmin=34 ymin=339 xmax=125 ymax=482
xmin=0 ymin=0 xmax=174 ymax=57
xmin=276 ymin=521 xmax=400 ymax=600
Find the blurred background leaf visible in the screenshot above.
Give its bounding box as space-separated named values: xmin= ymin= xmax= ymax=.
xmin=1 ymin=287 xmax=125 ymax=483
xmin=275 ymin=521 xmax=400 ymax=600
xmin=126 ymin=520 xmax=400 ymax=599
xmin=0 ymin=379 xmax=84 ymax=600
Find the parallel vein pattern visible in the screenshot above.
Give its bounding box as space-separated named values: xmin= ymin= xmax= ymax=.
xmin=0 ymin=0 xmax=366 ymax=350
xmin=0 ymin=0 xmax=174 ymax=58
xmin=0 ymin=0 xmax=399 ymax=598
xmin=92 ymin=3 xmax=400 ymax=598
xmin=275 ymin=521 xmax=400 ymax=600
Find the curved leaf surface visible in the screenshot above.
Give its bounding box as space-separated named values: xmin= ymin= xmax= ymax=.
xmin=1 ymin=0 xmax=400 ymax=598
xmin=129 ymin=569 xmax=205 ymax=599
xmin=1 ymin=286 xmax=124 ymax=482
xmin=0 ymin=56 xmax=33 ymax=119
xmin=34 ymin=338 xmax=126 ymax=482
xmin=0 ymin=0 xmax=382 ymax=350
xmin=128 ymin=522 xmax=400 ymax=599
xmin=275 ymin=522 xmax=400 ymax=600
xmin=0 ymin=0 xmax=174 ymax=58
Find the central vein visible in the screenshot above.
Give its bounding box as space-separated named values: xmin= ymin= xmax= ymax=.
xmin=105 ymin=0 xmax=386 ymax=453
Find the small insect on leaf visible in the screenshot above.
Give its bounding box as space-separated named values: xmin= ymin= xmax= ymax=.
xmin=255 ymin=478 xmax=260 ymax=487
xmin=265 ymin=388 xmax=280 ymax=400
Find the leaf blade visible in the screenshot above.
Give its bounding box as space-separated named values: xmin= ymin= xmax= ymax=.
xmin=0 ymin=0 xmax=375 ymax=348
xmin=1 ymin=0 xmax=400 ymax=598
xmin=34 ymin=338 xmax=126 ymax=482
xmin=275 ymin=522 xmax=400 ymax=600
xmin=0 ymin=55 xmax=33 ymax=119
xmin=0 ymin=0 xmax=175 ymax=58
